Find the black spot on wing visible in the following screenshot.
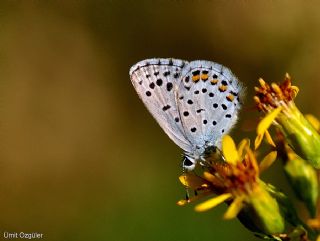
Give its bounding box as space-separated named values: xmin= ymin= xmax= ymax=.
xmin=221 ymin=80 xmax=228 ymax=86
xmin=196 ymin=109 xmax=205 ymax=113
xmin=192 ymin=70 xmax=200 ymax=76
xmin=156 ymin=79 xmax=163 ymax=86
xmin=149 ymin=82 xmax=155 ymax=89
xmin=162 ymin=105 xmax=171 ymax=111
xmin=222 ymin=104 xmax=227 ymax=110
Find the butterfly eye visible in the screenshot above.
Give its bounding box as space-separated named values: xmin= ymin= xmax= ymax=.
xmin=182 ymin=156 xmax=196 ymax=171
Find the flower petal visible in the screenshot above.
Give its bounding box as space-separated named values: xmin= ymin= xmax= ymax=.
xmin=305 ymin=114 xmax=320 ymax=132
xmin=177 ymin=199 xmax=188 ymax=206
xmin=238 ymin=138 xmax=250 ymax=158
xmin=223 ymin=196 xmax=245 ymax=219
xmin=203 ymin=171 xmax=216 ymax=182
xmin=254 ymin=134 xmax=264 ymax=150
xmin=203 ymin=171 xmax=223 ymax=187
xmin=177 ymin=190 xmax=212 ymax=206
xmin=265 ymin=130 xmax=276 ymax=147
xmin=255 ymin=106 xmax=282 ymax=149
xmin=257 ymin=106 xmax=282 ymax=134
xmin=195 ymin=193 xmax=232 ymax=212
xmin=245 ymin=146 xmax=259 ymax=174
xmin=222 ymin=135 xmax=239 ymax=165
xmin=258 ymin=78 xmax=266 ymax=87
xmin=179 ymin=174 xmax=208 ymax=189
xmin=291 ymin=86 xmax=299 ymax=97
xmin=259 ymin=151 xmax=277 ymax=172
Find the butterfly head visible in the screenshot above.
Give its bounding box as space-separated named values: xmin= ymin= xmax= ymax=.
xmin=182 ymin=155 xmax=197 ymax=171
xmin=182 ymin=144 xmax=220 ymax=171
xmin=182 ymin=146 xmax=206 ymax=171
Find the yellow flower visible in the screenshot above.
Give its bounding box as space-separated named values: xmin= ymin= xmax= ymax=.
xmin=254 ymin=74 xmax=320 ymax=169
xmin=178 ymin=135 xmax=284 ymax=234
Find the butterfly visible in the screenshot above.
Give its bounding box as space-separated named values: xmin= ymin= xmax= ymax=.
xmin=129 ymin=58 xmax=244 ymax=170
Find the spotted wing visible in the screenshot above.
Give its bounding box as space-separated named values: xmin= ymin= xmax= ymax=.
xmin=177 ymin=60 xmax=243 ymax=151
xmin=130 ymin=58 xmax=192 ymax=152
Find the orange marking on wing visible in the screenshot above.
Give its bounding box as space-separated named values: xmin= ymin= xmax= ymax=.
xmin=201 ymin=74 xmax=209 ymax=81
xmin=192 ymin=75 xmax=200 ymax=82
xmin=211 ymin=79 xmax=218 ymax=84
xmin=219 ymin=85 xmax=227 ymax=92
xmin=226 ymin=94 xmax=235 ymax=102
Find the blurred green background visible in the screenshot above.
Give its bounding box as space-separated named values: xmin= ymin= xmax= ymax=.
xmin=0 ymin=1 xmax=319 ymax=240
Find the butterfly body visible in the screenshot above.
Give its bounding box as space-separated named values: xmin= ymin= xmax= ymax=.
xmin=130 ymin=58 xmax=243 ymax=170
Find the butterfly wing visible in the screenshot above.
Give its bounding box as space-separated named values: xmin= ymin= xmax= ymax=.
xmin=176 ymin=60 xmax=243 ymax=152
xmin=130 ymin=58 xmax=192 ymax=153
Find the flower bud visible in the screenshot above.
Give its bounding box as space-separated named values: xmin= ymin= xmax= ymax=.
xmin=277 ymin=103 xmax=320 ymax=169
xmin=238 ymin=185 xmax=285 ymax=235
xmin=283 ymin=147 xmax=319 ymax=217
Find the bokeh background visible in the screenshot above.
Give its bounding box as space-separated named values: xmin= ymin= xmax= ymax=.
xmin=0 ymin=1 xmax=319 ymax=240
